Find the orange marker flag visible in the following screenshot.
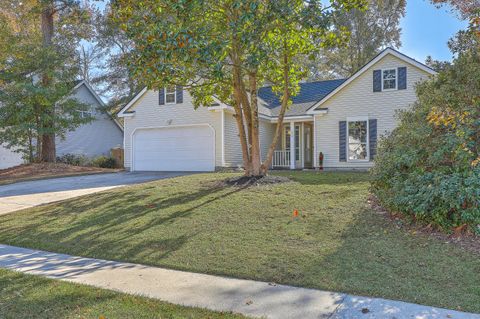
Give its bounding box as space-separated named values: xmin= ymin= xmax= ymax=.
xmin=293 ymin=209 xmax=299 ymax=218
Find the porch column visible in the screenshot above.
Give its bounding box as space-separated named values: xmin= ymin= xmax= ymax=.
xmin=290 ymin=121 xmax=295 ymax=169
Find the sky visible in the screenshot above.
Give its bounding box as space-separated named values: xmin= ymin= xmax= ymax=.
xmin=399 ymin=0 xmax=468 ymax=63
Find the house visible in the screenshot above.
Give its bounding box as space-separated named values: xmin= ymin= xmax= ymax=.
xmin=117 ymin=48 xmax=436 ymax=172
xmin=0 ymin=80 xmax=123 ymax=169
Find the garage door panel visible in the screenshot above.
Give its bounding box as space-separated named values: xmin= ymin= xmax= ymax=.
xmin=133 ymin=126 xmax=215 ymax=171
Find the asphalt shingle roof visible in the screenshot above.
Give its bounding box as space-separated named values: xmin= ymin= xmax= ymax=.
xmin=258 ymin=79 xmax=346 ymax=116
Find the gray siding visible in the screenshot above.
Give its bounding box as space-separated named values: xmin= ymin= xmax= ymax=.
xmin=56 ymin=84 xmax=123 ymax=158
xmin=315 ymin=54 xmax=432 ymax=169
xmin=0 ymin=143 xmax=23 ymax=169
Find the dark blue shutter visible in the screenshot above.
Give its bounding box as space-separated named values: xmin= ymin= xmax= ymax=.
xmin=398 ymin=67 xmax=407 ymax=90
xmin=176 ymin=86 xmax=183 ymax=103
xmin=339 ymin=121 xmax=347 ymax=162
xmin=369 ymin=119 xmax=377 ymax=161
xmin=159 ymin=88 xmax=165 ymax=105
xmin=373 ymin=70 xmax=382 ymax=92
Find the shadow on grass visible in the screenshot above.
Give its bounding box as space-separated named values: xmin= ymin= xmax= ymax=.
xmin=272 ymin=171 xmax=371 ymax=186
xmin=0 ymin=180 xmax=247 ymax=265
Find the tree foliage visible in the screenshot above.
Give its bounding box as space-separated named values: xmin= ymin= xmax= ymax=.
xmin=371 ymin=31 xmax=480 ymax=233
xmin=113 ymin=0 xmax=366 ymax=176
xmin=0 ymin=0 xmax=92 ymax=162
xmin=307 ymin=0 xmax=405 ymax=79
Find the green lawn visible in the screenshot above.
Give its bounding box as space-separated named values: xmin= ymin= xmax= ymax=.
xmin=0 ymin=268 xmax=245 ymax=318
xmin=0 ymin=172 xmax=478 ymax=313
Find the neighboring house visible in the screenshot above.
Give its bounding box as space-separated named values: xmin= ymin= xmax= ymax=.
xmin=117 ymin=48 xmax=436 ymax=172
xmin=56 ymin=80 xmax=123 ymax=158
xmin=0 ymin=80 xmax=123 ymax=169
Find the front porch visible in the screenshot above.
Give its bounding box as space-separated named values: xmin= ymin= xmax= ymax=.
xmin=271 ymin=121 xmax=314 ymax=169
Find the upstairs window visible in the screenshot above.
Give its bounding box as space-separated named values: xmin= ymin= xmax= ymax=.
xmin=382 ymin=69 xmax=397 ymax=90
xmin=165 ymin=86 xmax=176 ymax=104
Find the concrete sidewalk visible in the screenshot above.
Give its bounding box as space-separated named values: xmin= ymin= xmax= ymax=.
xmin=0 ymin=244 xmax=477 ymax=319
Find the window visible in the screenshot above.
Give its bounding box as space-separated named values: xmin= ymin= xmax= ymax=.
xmin=294 ymin=125 xmax=300 ymax=161
xmin=284 ymin=126 xmax=291 ymax=151
xmin=78 ymin=108 xmax=93 ymax=118
xmin=165 ymin=86 xmax=176 ymax=104
xmin=348 ymin=120 xmax=368 ymax=161
xmin=382 ymin=69 xmax=397 ymax=90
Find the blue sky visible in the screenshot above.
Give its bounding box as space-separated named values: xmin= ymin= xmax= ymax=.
xmin=400 ymin=0 xmax=468 ymax=63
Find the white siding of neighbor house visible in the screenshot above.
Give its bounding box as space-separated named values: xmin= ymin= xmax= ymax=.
xmin=315 ymin=53 xmax=433 ymax=169
xmin=56 ymin=84 xmax=123 ymax=158
xmin=123 ymin=89 xmax=222 ymax=169
xmin=223 ymin=111 xmax=276 ymax=167
xmin=0 ymin=143 xmax=23 ymax=169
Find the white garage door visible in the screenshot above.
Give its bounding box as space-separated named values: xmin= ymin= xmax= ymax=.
xmin=133 ymin=125 xmax=215 ymax=171
xmin=0 ymin=144 xmax=23 ymax=169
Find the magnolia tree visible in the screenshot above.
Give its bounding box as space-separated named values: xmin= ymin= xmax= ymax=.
xmin=113 ymin=0 xmax=366 ymax=176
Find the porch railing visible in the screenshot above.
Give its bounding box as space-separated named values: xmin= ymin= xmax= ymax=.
xmin=272 ymin=150 xmax=290 ymax=168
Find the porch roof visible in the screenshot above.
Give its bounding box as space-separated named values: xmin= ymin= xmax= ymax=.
xmin=258 ymin=79 xmax=346 ymax=116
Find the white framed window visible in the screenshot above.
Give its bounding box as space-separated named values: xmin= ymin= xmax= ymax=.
xmin=382 ymin=69 xmax=397 ymax=91
xmin=165 ymin=86 xmax=176 ymax=104
xmin=347 ymin=118 xmax=369 ymax=161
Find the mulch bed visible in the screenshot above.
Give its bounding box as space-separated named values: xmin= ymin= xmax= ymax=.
xmin=368 ymin=195 xmax=480 ymax=255
xmin=222 ymin=175 xmax=291 ymax=187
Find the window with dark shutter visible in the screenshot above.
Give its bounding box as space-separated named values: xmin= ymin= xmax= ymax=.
xmin=339 ymin=121 xmax=347 ymax=162
xmin=159 ymin=88 xmax=165 ymax=105
xmin=373 ymin=70 xmax=382 ymax=92
xmin=398 ymin=67 xmax=407 ymax=90
xmin=176 ymin=86 xmax=183 ymax=103
xmin=369 ymin=119 xmax=377 ymax=161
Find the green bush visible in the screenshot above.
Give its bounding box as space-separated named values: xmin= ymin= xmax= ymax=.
xmin=56 ymin=153 xmax=91 ymax=166
xmin=371 ymin=43 xmax=480 ymax=233
xmin=91 ymin=155 xmax=116 ymax=169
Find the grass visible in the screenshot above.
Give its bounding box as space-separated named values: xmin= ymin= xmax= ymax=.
xmin=0 ymin=268 xmax=246 ymax=318
xmin=0 ymin=172 xmax=478 ymax=313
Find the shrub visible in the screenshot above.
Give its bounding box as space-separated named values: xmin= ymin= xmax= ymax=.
xmin=371 ymin=43 xmax=480 ymax=233
xmin=91 ymin=155 xmax=116 ymax=169
xmin=56 ymin=153 xmax=91 ymax=166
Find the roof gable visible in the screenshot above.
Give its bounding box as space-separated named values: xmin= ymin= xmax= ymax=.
xmin=306 ymin=48 xmax=437 ymax=113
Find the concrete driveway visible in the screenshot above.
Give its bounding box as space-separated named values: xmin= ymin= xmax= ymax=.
xmin=0 ymin=172 xmax=189 ymax=215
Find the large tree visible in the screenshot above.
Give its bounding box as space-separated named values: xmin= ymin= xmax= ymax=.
xmin=113 ymin=0 xmax=366 ymax=176
xmin=307 ymin=0 xmax=405 ymax=79
xmin=0 ymin=0 xmax=92 ymax=162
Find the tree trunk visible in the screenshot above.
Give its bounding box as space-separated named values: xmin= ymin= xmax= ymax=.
xmin=40 ymin=1 xmax=56 ymax=162
xmin=262 ymin=39 xmax=291 ymax=173
xmin=249 ymin=72 xmax=262 ymax=176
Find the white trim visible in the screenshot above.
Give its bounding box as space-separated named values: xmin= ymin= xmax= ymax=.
xmin=130 ymin=123 xmax=216 ymax=172
xmin=306 ymin=48 xmax=437 ymax=114
xmin=301 ymin=122 xmax=305 ymax=168
xmin=221 ymin=109 xmax=225 ymax=166
xmin=381 ymin=68 xmax=397 ymax=91
xmin=313 ymin=115 xmax=317 ymax=168
xmin=289 ymin=121 xmax=295 ymax=169
xmin=117 ymin=87 xmax=148 ymax=117
xmin=346 ymin=117 xmax=369 ymax=162
xmin=270 ymin=115 xmax=315 ymax=123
